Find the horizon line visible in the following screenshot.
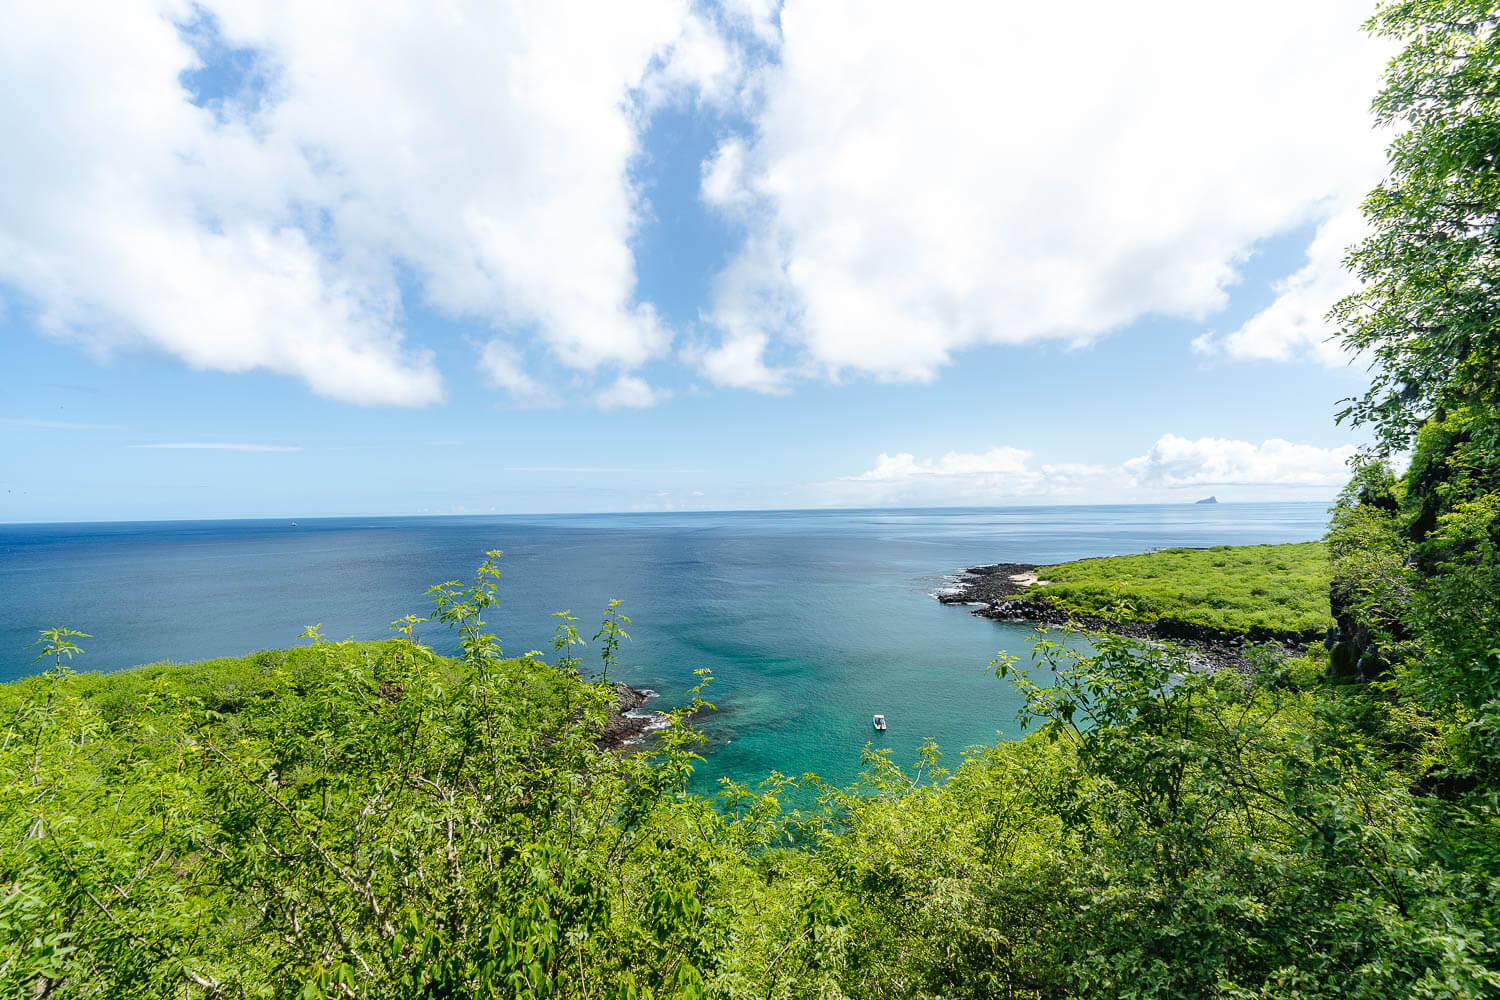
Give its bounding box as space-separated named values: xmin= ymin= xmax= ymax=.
xmin=0 ymin=498 xmax=1335 ymax=527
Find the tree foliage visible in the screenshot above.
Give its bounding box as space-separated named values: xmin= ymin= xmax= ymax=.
xmin=1335 ymin=1 xmax=1500 ymax=456
xmin=1324 ymin=0 xmax=1500 ymax=975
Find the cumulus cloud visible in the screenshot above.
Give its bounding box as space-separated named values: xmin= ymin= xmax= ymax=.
xmin=720 ymin=0 xmax=780 ymax=44
xmin=855 ymin=447 xmax=1034 ymax=482
xmin=827 ymin=448 xmax=1107 ymax=506
xmin=827 ymin=434 xmax=1354 ymax=506
xmin=477 ymin=340 xmax=552 ymax=408
xmin=595 ymin=374 xmax=670 ymax=410
xmin=1122 ymin=434 xmax=1355 ymax=487
xmin=700 ymin=138 xmax=754 ymax=214
xmin=0 ymin=0 xmax=737 ymax=406
xmin=699 ymin=0 xmax=1390 ymax=388
xmin=688 ymin=326 xmax=789 ymax=393
xmin=3 ymin=1 xmax=1393 ymax=407
xmin=1194 ymin=206 xmax=1368 ymax=367
xmin=640 ymin=10 xmax=747 ymax=112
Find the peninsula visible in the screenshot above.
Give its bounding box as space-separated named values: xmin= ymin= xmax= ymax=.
xmin=940 ymin=541 xmax=1331 ymax=671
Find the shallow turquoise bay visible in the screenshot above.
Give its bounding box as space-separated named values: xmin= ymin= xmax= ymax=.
xmin=0 ymin=503 xmax=1327 ymax=791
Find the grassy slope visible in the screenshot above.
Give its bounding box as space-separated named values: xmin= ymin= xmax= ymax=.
xmin=1031 ymin=541 xmax=1331 ymax=635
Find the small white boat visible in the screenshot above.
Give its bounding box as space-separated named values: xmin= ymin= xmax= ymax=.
xmin=872 ymin=714 xmax=887 ymax=731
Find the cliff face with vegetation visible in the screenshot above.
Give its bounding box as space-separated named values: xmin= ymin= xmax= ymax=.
xmin=5 ymin=2 xmax=1500 ymax=996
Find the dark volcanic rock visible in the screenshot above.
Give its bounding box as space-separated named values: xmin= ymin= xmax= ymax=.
xmin=611 ymin=681 xmax=651 ymax=713
xmin=937 ymin=563 xmax=1039 ymax=604
xmin=598 ymin=682 xmax=664 ymax=750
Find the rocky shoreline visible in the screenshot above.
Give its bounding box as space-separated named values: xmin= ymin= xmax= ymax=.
xmin=939 ymin=563 xmax=1318 ymax=674
xmin=600 ymin=682 xmax=668 ymax=749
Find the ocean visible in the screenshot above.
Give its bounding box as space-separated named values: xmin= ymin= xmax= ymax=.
xmin=0 ymin=503 xmax=1328 ymax=791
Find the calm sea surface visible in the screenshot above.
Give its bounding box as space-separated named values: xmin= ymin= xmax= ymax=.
xmin=0 ymin=504 xmax=1328 ymax=790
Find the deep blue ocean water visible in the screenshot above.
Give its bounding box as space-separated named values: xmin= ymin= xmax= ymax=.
xmin=0 ymin=503 xmax=1328 ymax=791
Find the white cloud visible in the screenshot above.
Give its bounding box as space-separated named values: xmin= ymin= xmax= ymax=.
xmin=477 ymin=340 xmax=552 ymax=407
xmin=132 ymin=442 xmax=302 ymax=452
xmin=0 ymin=0 xmax=737 ymax=406
xmin=595 ymin=374 xmax=669 ymax=410
xmin=829 ymin=447 xmax=1107 ymax=506
xmin=699 ymin=0 xmax=1390 ymax=388
xmin=720 ymin=0 xmax=780 ymax=44
xmin=828 ymin=434 xmax=1354 ymax=506
xmin=855 ymin=447 xmax=1034 ymax=481
xmin=689 ymin=327 xmax=789 ymax=393
xmin=2 ymin=1 xmax=1394 ymax=408
xmin=640 ymin=11 xmax=746 ymax=112
xmin=1194 ymin=206 xmax=1368 ymax=367
xmin=1122 ymin=434 xmax=1355 ymax=487
xmin=700 ymin=137 xmax=753 ymax=213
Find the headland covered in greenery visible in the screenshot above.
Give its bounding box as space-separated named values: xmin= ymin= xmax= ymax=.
xmin=6 ymin=2 xmax=1500 ymax=996
xmin=1028 ymin=542 xmax=1330 ymax=636
xmin=941 ymin=541 xmax=1333 ymax=671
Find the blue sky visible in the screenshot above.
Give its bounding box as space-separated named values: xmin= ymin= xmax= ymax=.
xmin=1 ymin=1 xmax=1391 ymax=522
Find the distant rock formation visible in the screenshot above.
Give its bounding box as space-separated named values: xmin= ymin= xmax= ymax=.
xmin=1195 ymin=495 xmax=1218 ymax=504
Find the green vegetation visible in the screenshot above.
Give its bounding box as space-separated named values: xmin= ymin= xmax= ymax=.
xmin=1333 ymin=1 xmax=1500 ymax=458
xmin=5 ymin=1 xmax=1500 ymax=996
xmin=4 ymin=559 xmax=1496 ymax=997
xmin=1 ymin=560 xmax=732 ymax=997
xmin=1030 ymin=542 xmax=1331 ymax=636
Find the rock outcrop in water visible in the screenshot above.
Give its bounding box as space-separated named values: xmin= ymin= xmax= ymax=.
xmin=599 ymin=682 xmax=665 ymax=749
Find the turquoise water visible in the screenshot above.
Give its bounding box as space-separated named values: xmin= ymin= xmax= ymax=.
xmin=0 ymin=504 xmax=1328 ymax=790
